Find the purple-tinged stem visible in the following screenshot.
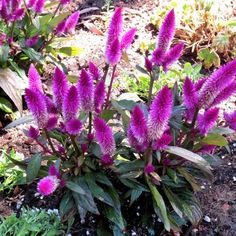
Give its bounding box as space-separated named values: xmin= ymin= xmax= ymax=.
xmin=43 ymin=129 xmax=57 ymax=154
xmin=69 ymin=135 xmax=80 ymax=156
xmin=191 ymin=108 xmax=199 ymax=127
xmin=102 ymin=63 xmax=110 ymax=83
xmin=88 ymin=112 xmax=92 ymax=134
xmin=52 ymin=2 xmax=61 ymax=19
xmin=147 ymin=71 xmax=154 ymax=106
xmin=105 ymin=64 xmax=117 ymax=109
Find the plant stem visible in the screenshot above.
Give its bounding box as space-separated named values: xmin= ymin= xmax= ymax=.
xmin=52 ymin=2 xmax=61 ymax=19
xmin=23 ymin=0 xmax=33 ymax=25
xmin=102 ymin=63 xmax=110 ymax=83
xmin=147 ymin=76 xmax=154 ymax=106
xmin=145 ymin=147 xmax=153 ymax=165
xmin=88 ymin=112 xmax=92 ymax=134
xmin=69 ymin=135 xmax=80 ymax=156
xmin=191 ymin=108 xmax=199 ymax=127
xmin=43 ymin=129 xmax=57 ymax=153
xmin=10 ymin=22 xmax=15 ymax=38
xmin=105 ymin=64 xmax=117 ymax=109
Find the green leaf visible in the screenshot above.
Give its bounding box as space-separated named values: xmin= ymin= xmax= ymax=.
xmin=130 ymin=189 xmax=142 ymax=206
xmin=165 ymin=146 xmax=211 ymax=169
xmin=116 ymin=159 xmax=145 ymax=173
xmin=198 ymin=48 xmax=220 ymax=69
xmin=4 ymin=115 xmax=34 ymax=129
xmin=100 ymin=109 xmax=116 ymax=121
xmin=0 ymin=45 xmax=9 ymax=64
xmin=147 ymin=178 xmax=170 ymax=231
xmin=0 ymin=97 xmax=13 ymax=113
xmin=49 ymin=12 xmax=70 ymax=28
xmin=135 ymin=64 xmax=149 ymax=75
xmin=94 ymin=173 xmax=113 ymax=187
xmin=26 ymin=154 xmax=42 ymax=182
xmin=209 ymin=127 xmax=235 ymax=135
xmin=66 ymin=181 xmax=86 ymax=195
xmin=202 ymin=133 xmax=228 ymax=146
xmin=120 ymin=178 xmax=148 ymax=192
xmin=58 ymin=47 xmax=84 ymax=57
xmin=59 ymin=191 xmax=75 ymax=219
xmin=22 ymin=48 xmax=44 ymax=64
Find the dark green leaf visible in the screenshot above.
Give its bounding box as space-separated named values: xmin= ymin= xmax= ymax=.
xmin=130 ymin=189 xmax=142 ymax=206
xmin=0 ymin=97 xmax=13 ymax=113
xmin=4 ymin=115 xmax=34 ymax=129
xmin=26 ymin=154 xmax=42 ymax=182
xmin=59 ymin=191 xmax=75 ymax=219
xmin=100 ymin=109 xmax=116 ymax=121
xmin=136 ymin=64 xmax=149 ymax=75
xmin=66 ymin=181 xmax=86 ymax=195
xmin=202 ymin=133 xmax=228 ymax=146
xmin=116 ymin=159 xmax=145 ymax=173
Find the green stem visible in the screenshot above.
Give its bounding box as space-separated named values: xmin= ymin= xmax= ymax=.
xmin=44 ymin=129 xmax=57 ymax=153
xmin=52 ymin=2 xmax=61 ymax=19
xmin=23 ymin=0 xmax=33 ymax=25
xmin=69 ymin=135 xmax=80 ymax=156
xmin=105 ymin=64 xmax=117 ymax=109
xmin=10 ymin=22 xmax=15 ymax=38
xmin=102 ymin=63 xmax=110 ymax=83
xmin=145 ymin=146 xmax=153 ymax=165
xmin=191 ymin=108 xmax=199 ymax=128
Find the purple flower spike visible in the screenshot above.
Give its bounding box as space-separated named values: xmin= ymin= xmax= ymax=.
xmin=48 ymin=164 xmax=60 ymax=178
xmin=77 ymin=69 xmax=94 ymax=112
xmin=28 ymin=126 xmax=39 ymax=139
xmin=162 ymin=42 xmax=184 ymax=72
xmin=224 ymin=111 xmax=236 ymax=131
xmin=25 ymin=88 xmax=48 ymax=128
xmin=198 ymin=60 xmax=236 ymax=109
xmin=89 ymin=62 xmax=100 ymax=81
xmin=148 ymin=86 xmax=173 ymax=141
xmin=26 ymin=36 xmax=39 ymax=47
xmin=94 ymin=80 xmax=106 ymax=113
xmin=55 ymin=20 xmax=66 ymax=36
xmin=94 ymin=117 xmax=115 ymax=156
xmin=145 ymin=57 xmax=153 ymax=72
xmin=127 ymin=128 xmax=147 ymax=152
xmin=13 ymin=8 xmax=25 ymax=21
xmin=65 ymin=11 xmax=80 ymax=34
xmin=37 ymin=176 xmax=59 ymax=196
xmin=52 ymin=67 xmax=69 ymax=112
xmin=198 ymin=145 xmax=216 ymax=154
xmin=120 ymin=28 xmax=137 ymax=50
xmin=106 ymin=7 xmax=123 ymax=47
xmin=27 ymin=0 xmax=37 ymax=7
xmin=195 ymin=77 xmax=207 ymax=91
xmin=105 ymin=38 xmax=121 ymax=65
xmin=35 ymin=0 xmax=45 ymax=13
xmin=28 ymin=64 xmax=43 ymax=92
xmin=210 ymin=81 xmax=236 ymax=107
xmin=157 ymin=9 xmax=175 ymax=52
xmin=62 ymin=86 xmax=80 ymax=122
xmin=101 ymin=154 xmax=114 ymax=166
xmin=44 ymin=96 xmax=57 ymax=114
xmin=60 ymin=0 xmax=71 ymax=5
xmin=46 ymin=116 xmax=58 ymax=131
xmin=152 ymin=133 xmax=172 ymax=150
xmin=130 ymin=106 xmax=148 ymax=143
xmin=197 ymin=108 xmax=219 ymax=135
xmin=152 ymin=48 xmax=165 ymax=65
xmin=65 ymin=118 xmax=82 ymax=135
xmin=144 ymin=164 xmax=155 ymax=174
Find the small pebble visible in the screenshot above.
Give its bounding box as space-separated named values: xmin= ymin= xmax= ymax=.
xmin=233 ymin=143 xmax=236 ymax=147
xmin=86 ymin=230 xmax=90 ymax=235
xmin=131 ymin=231 xmax=137 ymax=236
xmin=233 ymin=176 xmax=236 ymax=182
xmin=137 ymin=206 xmax=140 ymax=209
xmin=203 ymin=215 xmax=211 ymax=223
xmin=201 ymin=186 xmax=205 ymax=189
xmin=136 ymin=212 xmax=140 ymax=216
xmin=34 ymin=193 xmax=40 ymax=197
xmin=221 ymin=155 xmax=225 ymax=159
xmin=157 ymin=218 xmax=161 ymax=222
xmin=228 ymin=162 xmax=232 ymax=166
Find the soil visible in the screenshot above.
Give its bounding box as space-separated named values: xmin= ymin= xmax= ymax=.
xmin=0 ymin=0 xmax=236 ymax=236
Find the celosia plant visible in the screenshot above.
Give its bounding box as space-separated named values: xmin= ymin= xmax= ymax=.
xmin=7 ymin=8 xmax=236 ymax=235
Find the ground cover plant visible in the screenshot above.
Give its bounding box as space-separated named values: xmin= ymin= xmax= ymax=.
xmin=3 ymin=5 xmax=236 ymax=236
xmin=0 ymin=0 xmax=81 ymax=116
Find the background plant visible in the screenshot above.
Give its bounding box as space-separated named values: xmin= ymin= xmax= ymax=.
xmin=5 ymin=7 xmax=236 ymax=235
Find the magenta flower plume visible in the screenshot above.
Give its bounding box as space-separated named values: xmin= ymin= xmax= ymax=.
xmin=77 ymin=69 xmax=94 ymax=112
xmin=105 ymin=38 xmax=121 ymax=65
xmin=55 ymin=20 xmax=66 ymax=35
xmin=127 ymin=128 xmax=147 ymax=152
xmin=28 ymin=126 xmax=39 ymax=139
xmin=157 ymin=9 xmax=175 ymax=52
xmin=44 ymin=96 xmax=57 ymax=114
xmin=52 ymin=67 xmax=69 ymax=112
xmin=25 ymin=88 xmax=48 ymax=128
xmin=13 ymin=8 xmax=25 ymax=21
xmin=34 ymin=0 xmax=45 ymax=13
xmin=224 ymin=111 xmax=236 ymax=131
xmin=148 ymin=86 xmax=173 ymax=141
xmin=130 ymin=106 xmax=148 ymax=143
xmin=197 ymin=145 xmax=216 ymax=154
xmin=106 ymin=7 xmax=123 ymax=47
xmin=26 ymin=36 xmax=39 ymax=47
xmin=195 ymin=77 xmax=207 ymax=91
xmin=60 ymin=0 xmax=71 ymax=5
xmin=94 ymin=117 xmax=115 ymax=156
xmin=65 ymin=118 xmax=82 ymax=135
xmin=101 ymin=154 xmax=114 ymax=166
xmin=46 ymin=116 xmax=58 ymax=131
xmin=197 ymin=108 xmax=219 ymax=135
xmin=145 ymin=57 xmax=153 ymax=72
xmin=28 ymin=64 xmax=43 ymax=92
xmin=144 ymin=164 xmax=155 ymax=174
xmin=89 ymin=62 xmax=100 ymax=81
xmin=94 ymin=80 xmax=106 ymax=113
xmin=37 ymin=176 xmax=59 ymax=196
xmin=152 ymin=133 xmax=172 ymax=150
xmin=198 ymin=60 xmax=236 ymax=109
xmin=152 ymin=48 xmax=165 ymax=65
xmin=48 ymin=164 xmax=60 ymax=178
xmin=120 ymin=28 xmax=137 ymax=50
xmin=62 ymin=86 xmax=80 ymax=122
xmin=162 ymin=43 xmax=184 ymax=72
xmin=210 ymin=81 xmax=236 ymax=107
xmin=65 ymin=11 xmax=80 ymax=34
xmin=27 ymin=0 xmax=36 ymax=7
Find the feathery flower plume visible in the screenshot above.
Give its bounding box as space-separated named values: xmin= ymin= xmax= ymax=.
xmin=28 ymin=126 xmax=39 ymax=139
xmin=27 ymin=0 xmax=37 ymax=7
xmin=152 ymin=133 xmax=172 ymax=150
xmin=55 ymin=20 xmax=66 ymax=35
xmin=62 ymin=85 xmax=80 ymax=121
xmin=120 ymin=28 xmax=137 ymax=50
xmin=48 ymin=164 xmax=60 ymax=178
xmin=127 ymin=128 xmax=148 ymax=152
xmin=130 ymin=106 xmax=148 ymax=143
xmin=25 ymin=88 xmax=48 ymax=128
xmin=105 ymin=38 xmax=121 ymax=65
xmin=37 ymin=175 xmax=59 ymax=196
xmin=65 ymin=11 xmax=80 ymax=34
xmin=94 ymin=79 xmax=106 ymax=113
xmin=197 ymin=108 xmax=219 ymax=135
xmin=44 ymin=96 xmax=57 ymax=114
xmin=87 ymin=133 xmax=94 ymax=142
xmin=46 ymin=116 xmax=58 ymax=131
xmin=52 ymin=67 xmax=69 ymax=112
xmin=77 ymin=69 xmax=94 ymax=112
xmin=26 ymin=36 xmax=39 ymax=47
xmin=148 ymin=86 xmax=173 ymax=141
xmin=198 ymin=60 xmax=236 ymax=109
xmin=145 ymin=57 xmax=153 ymax=72
xmin=65 ymin=118 xmax=82 ymax=135
xmin=195 ymin=77 xmax=207 ymax=91
xmin=28 ymin=64 xmax=43 ymax=92
xmin=13 ymin=8 xmax=25 ymax=21
xmin=210 ymin=81 xmax=236 ymax=107
xmin=0 ymin=0 xmax=24 ymax=21
xmin=144 ymin=164 xmax=155 ymax=174
xmin=94 ymin=117 xmax=115 ymax=156
xmin=157 ymin=9 xmax=175 ymax=52
xmin=89 ymin=61 xmax=100 ymax=81
xmin=152 ymin=48 xmax=165 ymax=65
xmin=224 ymin=111 xmax=236 ymax=131
xmin=34 ymin=0 xmax=45 ymax=13
xmin=60 ymin=0 xmax=71 ymax=5
xmin=162 ymin=43 xmax=184 ymax=72
xmin=101 ymin=154 xmax=114 ymax=166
